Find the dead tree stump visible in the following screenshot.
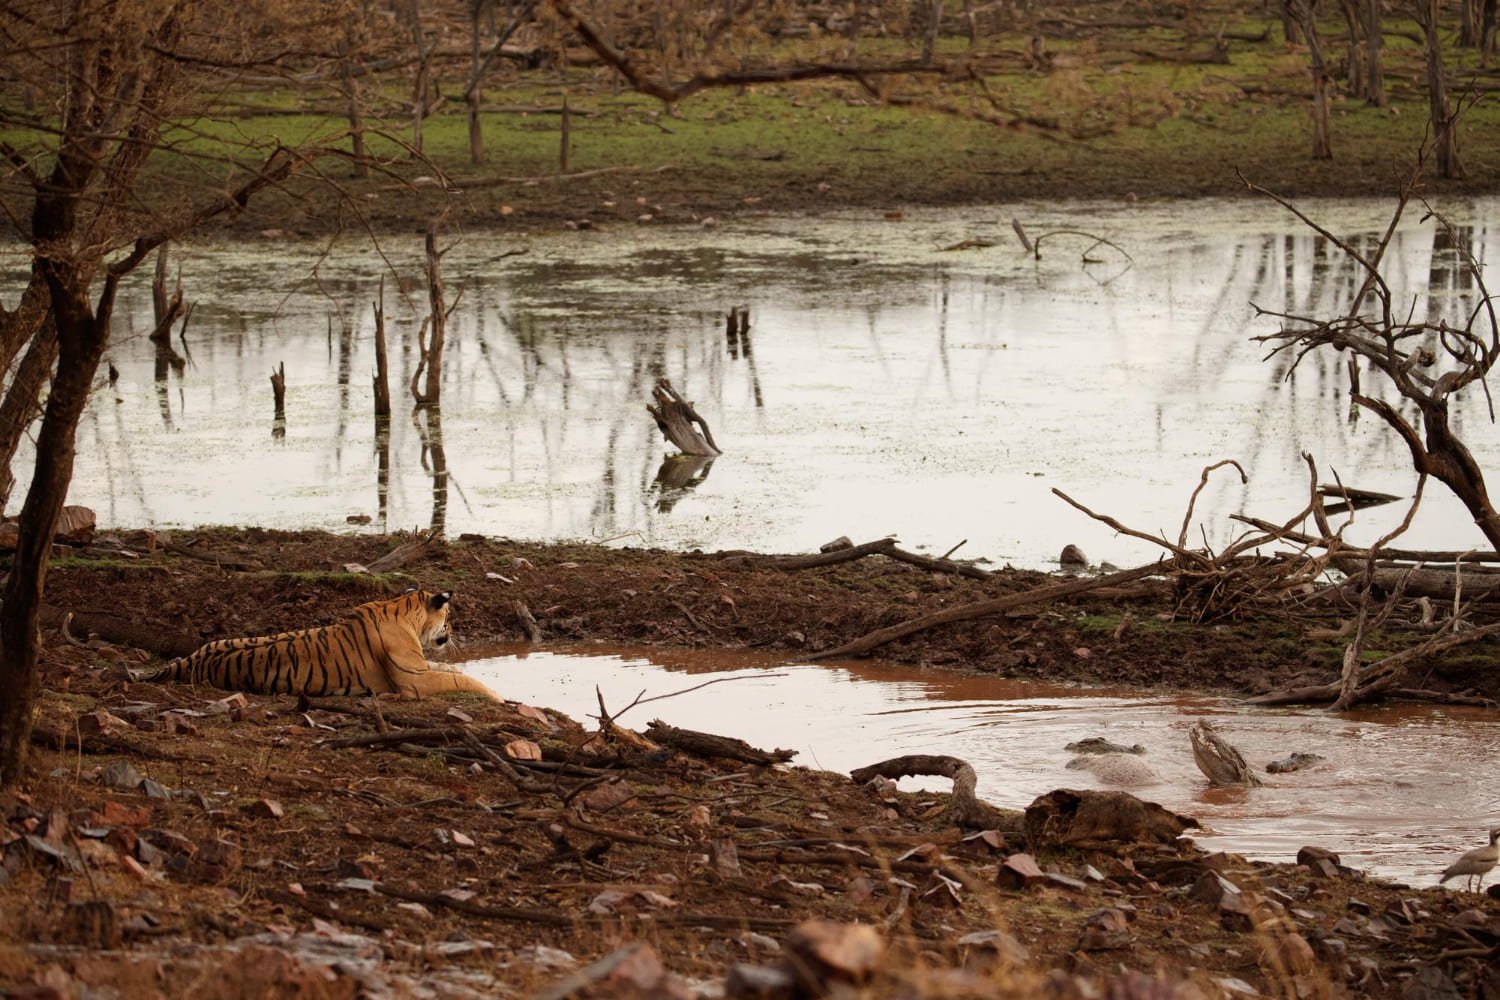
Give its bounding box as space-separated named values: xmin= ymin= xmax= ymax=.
xmin=410 ymin=220 xmax=449 ymax=406
xmin=270 ymin=362 xmax=287 ymax=438
xmin=647 ymin=378 xmax=721 ymax=456
xmin=270 ymin=362 xmax=286 ymax=418
xmin=150 ymin=244 xmax=184 ymax=344
xmin=372 ymin=280 xmax=391 ymax=425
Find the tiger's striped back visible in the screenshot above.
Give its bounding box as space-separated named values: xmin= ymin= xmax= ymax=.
xmin=139 ymin=590 xmax=452 ymax=698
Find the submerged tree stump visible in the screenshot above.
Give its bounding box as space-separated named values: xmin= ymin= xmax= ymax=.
xmin=270 ymin=362 xmax=286 ymax=416
xmin=647 ymin=378 xmax=721 ymax=456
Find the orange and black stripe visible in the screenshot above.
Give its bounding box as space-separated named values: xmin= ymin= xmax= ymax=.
xmin=139 ymin=590 xmax=450 ymax=697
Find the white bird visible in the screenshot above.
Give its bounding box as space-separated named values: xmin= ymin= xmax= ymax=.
xmin=1439 ymin=827 xmax=1500 ymax=892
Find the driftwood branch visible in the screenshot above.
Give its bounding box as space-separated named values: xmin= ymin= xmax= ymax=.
xmin=644 ymin=719 xmax=796 ymax=766
xmin=367 ymin=530 xmax=443 ymax=572
xmin=647 ymin=378 xmax=721 ymax=456
xmin=851 ymin=755 xmax=1022 ymax=831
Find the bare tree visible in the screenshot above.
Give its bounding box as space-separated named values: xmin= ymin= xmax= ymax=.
xmin=1287 ymin=0 xmax=1333 ymax=160
xmin=1248 ymin=168 xmax=1500 ymax=551
xmin=411 ymin=220 xmax=455 ymax=406
xmin=0 ymin=0 xmax=346 ymax=788
xmin=1414 ymin=0 xmax=1464 ymax=179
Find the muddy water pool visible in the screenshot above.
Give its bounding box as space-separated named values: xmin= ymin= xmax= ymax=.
xmin=6 ymin=197 xmax=1500 ymax=568
xmin=468 ymin=645 xmax=1500 ymax=889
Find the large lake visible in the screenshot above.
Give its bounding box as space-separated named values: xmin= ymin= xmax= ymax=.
xmin=5 ymin=196 xmax=1497 ymax=568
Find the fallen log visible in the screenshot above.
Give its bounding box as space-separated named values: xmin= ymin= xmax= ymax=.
xmin=645 ymin=719 xmax=796 ymax=766
xmin=885 ymin=545 xmax=991 ymax=580
xmin=1247 ymin=621 xmax=1500 ymax=707
xmin=850 ymin=755 xmax=1022 ymax=832
xmin=41 ymin=605 xmax=199 ymax=658
xmin=367 ymin=530 xmax=443 ymax=572
xmin=764 ymin=538 xmax=896 ymax=570
xmin=809 ymin=560 xmax=1167 ymax=661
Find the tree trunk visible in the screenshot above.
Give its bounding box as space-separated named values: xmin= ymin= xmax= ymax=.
xmin=1417 ymin=0 xmax=1463 ymax=178
xmin=372 ymin=288 xmax=391 ymax=425
xmin=410 ymin=223 xmax=447 ymax=406
xmin=0 ymin=321 xmax=60 ymax=515
xmin=1290 ymin=0 xmax=1332 ymax=159
xmin=1484 ymin=0 xmax=1499 ymax=64
xmin=1362 ymin=0 xmax=1386 ymax=106
xmin=467 ymin=2 xmax=486 ymax=164
xmin=410 ymin=0 xmax=429 ymax=154
xmin=1280 ymin=0 xmax=1302 ymax=42
xmin=1461 ymin=0 xmax=1481 ymax=46
xmin=0 ymin=271 xmax=110 ymax=788
xmin=1337 ymin=0 xmax=1367 ymax=101
xmin=922 ymin=0 xmax=943 ymax=63
xmin=339 ymin=27 xmax=369 ymax=179
xmin=0 ymin=275 xmax=51 ymax=378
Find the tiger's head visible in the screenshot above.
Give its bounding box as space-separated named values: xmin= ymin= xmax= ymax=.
xmin=366 ymin=588 xmax=454 ymax=651
xmin=419 ymin=590 xmax=454 ymax=650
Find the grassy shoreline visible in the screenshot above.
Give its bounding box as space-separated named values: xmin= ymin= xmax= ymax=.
xmin=129 ymin=32 xmax=1500 ymax=239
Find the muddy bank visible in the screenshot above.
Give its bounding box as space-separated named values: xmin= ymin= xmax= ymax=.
xmin=4 ymin=538 xmax=1499 ymax=997
xmin=33 ymin=528 xmax=1500 ymax=703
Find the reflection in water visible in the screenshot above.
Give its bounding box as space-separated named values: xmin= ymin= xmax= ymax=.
xmin=10 ymin=199 xmax=1500 ymax=565
xmin=375 ymin=419 xmax=391 ymax=531
xmin=413 ymin=404 xmax=447 ymax=534
xmin=469 ymin=645 xmax=1500 ymax=887
xmin=152 ymin=339 xmax=185 ymax=430
xmin=653 ymin=453 xmax=715 ymax=512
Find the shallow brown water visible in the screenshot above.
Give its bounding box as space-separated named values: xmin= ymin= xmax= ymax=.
xmin=464 ymin=644 xmax=1500 ymax=888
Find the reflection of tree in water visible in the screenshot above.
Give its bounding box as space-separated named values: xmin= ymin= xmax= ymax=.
xmin=413 ymin=404 xmax=446 ymax=535
xmin=652 ymin=454 xmax=714 ymax=512
xmin=153 ymin=339 xmax=186 ymax=430
xmin=375 ymin=417 xmax=391 ymax=532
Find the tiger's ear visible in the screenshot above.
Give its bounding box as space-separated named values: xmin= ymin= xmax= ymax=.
xmin=429 ymin=591 xmax=452 ymax=610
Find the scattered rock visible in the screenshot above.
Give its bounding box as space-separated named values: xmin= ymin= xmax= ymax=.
xmin=76 ymin=709 xmax=130 ymax=736
xmin=819 ymin=536 xmax=853 ymax=553
xmin=245 ymin=799 xmax=284 ymax=820
xmin=100 ymin=761 xmax=144 ymax=790
xmin=1023 ymin=789 xmax=1197 ymax=849
xmin=1077 ymin=908 xmax=1132 ymax=951
xmin=55 ymin=505 xmax=97 ymax=545
xmin=996 ymin=852 xmax=1045 ymax=890
xmin=1188 ymin=871 xmax=1243 ymax=907
xmin=783 ymin=920 xmax=883 ymax=991
xmin=956 ymin=929 xmax=1030 ymax=970
xmin=1296 ymin=845 xmax=1343 ymax=879
xmin=725 ymin=963 xmax=795 ymax=1000
xmin=503 ymin=739 xmax=542 ymax=761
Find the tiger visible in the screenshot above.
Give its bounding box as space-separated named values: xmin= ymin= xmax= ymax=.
xmin=137 ymin=589 xmax=500 ymax=701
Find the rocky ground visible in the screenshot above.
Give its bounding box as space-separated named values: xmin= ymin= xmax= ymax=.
xmin=2 ymin=528 xmax=1498 ymax=999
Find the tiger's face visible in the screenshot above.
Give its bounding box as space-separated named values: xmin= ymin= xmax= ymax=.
xmin=422 ymin=591 xmax=453 ymax=650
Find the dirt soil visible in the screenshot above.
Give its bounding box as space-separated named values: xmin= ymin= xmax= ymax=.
xmin=3 ymin=529 xmax=1499 ymax=999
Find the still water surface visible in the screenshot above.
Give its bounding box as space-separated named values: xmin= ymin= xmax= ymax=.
xmin=7 ymin=196 xmax=1499 ymax=568
xmin=470 ymin=644 xmax=1500 ymax=889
